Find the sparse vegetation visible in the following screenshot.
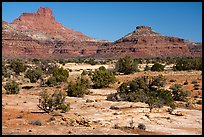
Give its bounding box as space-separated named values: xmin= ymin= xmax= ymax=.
xmin=90 ymin=66 xmax=116 ymax=88
xmin=108 ymin=75 xmax=175 ymax=112
xmin=53 ymin=67 xmax=69 ymax=82
xmin=25 ymin=68 xmax=43 ymax=83
xmin=4 ymin=80 xmax=20 ymax=94
xmin=10 ymin=59 xmax=27 ymax=75
xmin=46 ymin=76 xmax=57 ymax=87
xmin=115 ymin=56 xmax=139 ymax=75
xmin=173 ymin=57 xmax=202 ymax=71
xmin=193 ymin=83 xmax=200 ymax=90
xmin=183 ymin=80 xmax=188 ymax=85
xmin=138 ymin=123 xmax=146 ymax=130
xmin=151 ymin=63 xmax=165 ymax=72
xmin=38 ymin=90 xmax=70 ymax=113
xmin=170 ymin=84 xmax=190 ymax=102
xmin=170 ymin=79 xmax=176 ymax=82
xmin=66 ymin=76 xmax=90 ymax=97
xmin=144 ymin=65 xmax=151 ymax=71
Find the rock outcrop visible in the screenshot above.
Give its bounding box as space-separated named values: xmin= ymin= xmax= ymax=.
xmin=96 ymin=26 xmax=202 ymax=58
xmin=2 ymin=7 xmax=202 ymax=59
xmin=10 ymin=7 xmax=94 ymax=42
xmin=2 ymin=7 xmax=103 ymax=59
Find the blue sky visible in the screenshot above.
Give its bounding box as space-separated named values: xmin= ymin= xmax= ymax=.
xmin=2 ymin=2 xmax=202 ymax=42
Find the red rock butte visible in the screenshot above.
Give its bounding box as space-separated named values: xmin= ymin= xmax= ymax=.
xmin=136 ymin=26 xmax=152 ymax=30
xmin=37 ymin=7 xmax=53 ymax=18
xmin=2 ymin=7 xmax=202 ymax=59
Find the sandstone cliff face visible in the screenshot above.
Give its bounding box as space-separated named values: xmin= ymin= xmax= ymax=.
xmin=10 ymin=7 xmax=94 ymax=42
xmin=2 ymin=21 xmax=50 ymax=59
xmin=2 ymin=8 xmax=202 ymax=59
xmin=2 ymin=7 xmax=103 ymax=59
xmin=96 ymin=26 xmax=201 ymax=58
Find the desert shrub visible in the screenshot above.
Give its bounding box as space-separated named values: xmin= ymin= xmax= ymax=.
xmin=56 ymin=104 xmax=70 ymax=113
xmin=151 ymin=63 xmax=165 ymax=72
xmin=66 ymin=77 xmax=89 ymax=97
xmin=197 ymin=100 xmax=202 ymax=104
xmin=173 ymin=57 xmax=202 ymax=71
xmin=170 ymin=84 xmax=190 ymax=102
xmin=111 ymin=75 xmax=175 ymax=112
xmin=85 ymin=58 xmax=97 ymax=65
xmin=80 ymin=75 xmax=90 ymax=89
xmin=38 ymin=90 xmax=69 ymax=113
xmin=29 ymin=120 xmax=42 ymax=126
xmin=191 ymin=80 xmax=198 ymax=84
xmin=170 ymin=79 xmax=176 ymax=82
xmin=81 ymin=70 xmax=88 ymax=76
xmin=117 ymin=75 xmax=173 ymax=112
xmin=38 ymin=59 xmax=49 ymax=72
xmin=194 ymin=83 xmax=200 ymax=90
xmin=25 ymin=68 xmax=43 ymax=83
xmin=106 ymin=93 xmax=117 ymax=101
xmin=4 ymin=80 xmax=20 ymax=94
xmin=46 ymin=76 xmax=57 ymax=87
xmin=2 ymin=62 xmax=13 ymax=78
xmin=144 ymin=65 xmax=150 ymax=71
xmin=90 ymin=66 xmax=116 ymax=88
xmin=46 ymin=65 xmax=58 ymax=75
xmin=138 ymin=123 xmax=146 ymax=130
xmin=10 ymin=59 xmax=27 ymax=75
xmin=32 ymin=58 xmax=40 ymax=64
xmin=115 ymin=56 xmax=139 ymax=75
xmin=183 ymin=80 xmax=188 ymax=85
xmin=134 ymin=58 xmax=143 ymax=64
xmin=165 ymin=57 xmax=177 ymax=65
xmin=58 ymin=59 xmax=65 ymax=65
xmin=53 ymin=67 xmax=69 ymax=82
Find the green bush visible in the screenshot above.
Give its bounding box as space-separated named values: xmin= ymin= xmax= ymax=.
xmin=170 ymin=79 xmax=176 ymax=82
xmin=46 ymin=76 xmax=57 ymax=87
xmin=25 ymin=68 xmax=43 ymax=83
xmin=108 ymin=75 xmax=175 ymax=112
xmin=10 ymin=59 xmax=27 ymax=75
xmin=66 ymin=76 xmax=89 ymax=97
xmin=144 ymin=65 xmax=150 ymax=71
xmin=38 ymin=59 xmax=50 ymax=72
xmin=183 ymin=80 xmax=188 ymax=85
xmin=4 ymin=80 xmax=20 ymax=94
xmin=53 ymin=67 xmax=69 ymax=82
xmin=85 ymin=58 xmax=97 ymax=65
xmin=170 ymin=84 xmax=190 ymax=102
xmin=91 ymin=66 xmax=116 ymax=88
xmin=56 ymin=104 xmax=70 ymax=113
xmin=58 ymin=59 xmax=65 ymax=65
xmin=38 ymin=90 xmax=69 ymax=113
xmin=32 ymin=58 xmax=40 ymax=64
xmin=173 ymin=57 xmax=202 ymax=71
xmin=2 ymin=61 xmax=13 ymax=78
xmin=151 ymin=63 xmax=165 ymax=72
xmin=115 ymin=56 xmax=139 ymax=75
xmin=81 ymin=70 xmax=88 ymax=76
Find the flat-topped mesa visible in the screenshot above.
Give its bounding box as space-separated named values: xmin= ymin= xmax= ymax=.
xmin=132 ymin=25 xmax=161 ymax=36
xmin=37 ymin=7 xmax=54 ymax=19
xmin=136 ymin=26 xmax=152 ymax=30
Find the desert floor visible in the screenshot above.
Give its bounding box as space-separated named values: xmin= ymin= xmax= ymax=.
xmin=2 ymin=70 xmax=202 ymax=135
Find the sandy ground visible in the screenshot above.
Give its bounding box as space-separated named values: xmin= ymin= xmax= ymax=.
xmin=2 ymin=89 xmax=202 ymax=135
xmin=2 ymin=70 xmax=202 ymax=135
